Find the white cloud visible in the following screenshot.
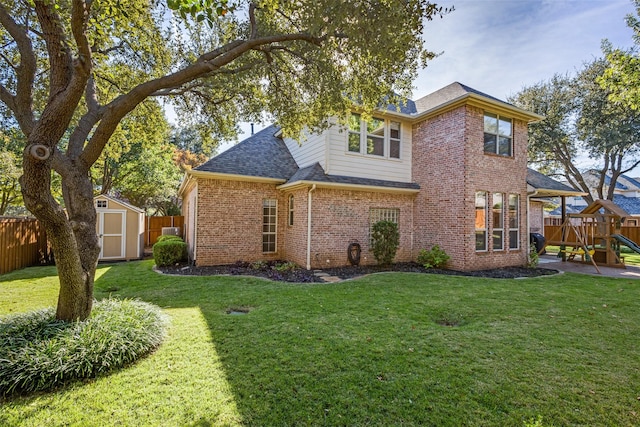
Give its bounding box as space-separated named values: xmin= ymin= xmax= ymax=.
xmin=414 ymin=0 xmax=636 ymax=100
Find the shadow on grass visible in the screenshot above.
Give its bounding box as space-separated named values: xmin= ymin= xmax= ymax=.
xmin=92 ymin=261 xmax=640 ymax=425
xmin=4 ymin=260 xmax=640 ymax=426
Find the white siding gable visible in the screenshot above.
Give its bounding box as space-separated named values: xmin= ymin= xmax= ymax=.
xmin=284 ymin=128 xmax=328 ymax=169
xmin=327 ymin=118 xmax=412 ymax=183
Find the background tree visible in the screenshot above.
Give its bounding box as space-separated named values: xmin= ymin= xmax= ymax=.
xmin=599 ymin=0 xmax=640 ymax=110
xmin=0 ymin=0 xmax=448 ymax=321
xmin=510 ymin=57 xmax=640 ymax=204
xmin=0 ymin=150 xmax=21 ymax=215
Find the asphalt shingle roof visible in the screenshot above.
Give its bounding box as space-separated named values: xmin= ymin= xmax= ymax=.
xmin=613 ymin=195 xmax=640 ymax=215
xmin=414 ymin=82 xmax=510 ymax=113
xmin=194 ymin=125 xmax=298 ymax=180
xmin=526 ymin=168 xmax=581 ymax=193
xmin=287 ymin=163 xmax=420 ymax=190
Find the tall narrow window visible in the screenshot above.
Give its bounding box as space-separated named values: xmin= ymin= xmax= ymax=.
xmin=390 ymin=121 xmax=401 ymax=159
xmin=365 ymin=116 xmax=385 ymax=156
xmin=288 ymin=195 xmax=294 ymax=226
xmin=475 ymin=191 xmax=487 ymax=251
xmin=493 ymin=193 xmax=504 ymax=250
xmin=484 ymin=113 xmax=512 ymax=156
xmin=262 ymin=199 xmax=277 ymax=253
xmin=509 ymin=194 xmax=519 ymax=249
xmin=348 ymin=113 xmax=361 ymax=153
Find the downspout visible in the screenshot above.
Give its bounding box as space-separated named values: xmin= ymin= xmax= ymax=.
xmin=306 ymin=184 xmax=317 ymax=270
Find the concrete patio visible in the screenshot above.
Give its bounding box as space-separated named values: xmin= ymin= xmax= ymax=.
xmin=538 ymin=254 xmax=640 ymax=279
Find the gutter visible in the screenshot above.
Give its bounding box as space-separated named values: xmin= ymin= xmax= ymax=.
xmin=306 ymin=184 xmax=317 ymax=270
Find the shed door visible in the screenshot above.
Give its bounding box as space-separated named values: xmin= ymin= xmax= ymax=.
xmin=99 ymin=211 xmax=126 ymax=259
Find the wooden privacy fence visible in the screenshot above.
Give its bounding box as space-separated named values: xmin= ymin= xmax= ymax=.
xmin=0 ymin=217 xmax=51 ymax=275
xmin=544 ymin=225 xmax=640 ymax=246
xmin=145 ymin=216 xmax=184 ymax=246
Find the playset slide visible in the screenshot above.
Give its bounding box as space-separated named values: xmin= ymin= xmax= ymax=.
xmin=612 ymin=234 xmax=640 ymax=254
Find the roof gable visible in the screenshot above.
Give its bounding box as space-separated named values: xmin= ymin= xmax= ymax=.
xmin=527 ymin=168 xmax=585 ymax=196
xmin=194 ymin=125 xmax=299 ymax=180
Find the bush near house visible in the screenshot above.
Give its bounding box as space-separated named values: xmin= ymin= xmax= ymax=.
xmin=371 ymin=220 xmax=400 ymax=266
xmin=417 ymin=245 xmax=451 ymax=269
xmin=153 ymin=236 xmax=187 ymax=267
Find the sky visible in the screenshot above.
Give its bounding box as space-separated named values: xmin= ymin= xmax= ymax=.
xmin=218 ymin=0 xmax=636 ymax=154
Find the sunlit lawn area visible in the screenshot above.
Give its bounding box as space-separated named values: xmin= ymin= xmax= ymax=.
xmin=2 ymin=260 xmax=640 ymax=426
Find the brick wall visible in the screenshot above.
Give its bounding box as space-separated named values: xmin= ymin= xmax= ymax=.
xmin=308 ymin=188 xmax=415 ymax=269
xmin=529 ymin=200 xmax=544 ymax=234
xmin=192 ymin=179 xmax=415 ymax=268
xmin=412 ymin=105 xmax=529 ymax=270
xmin=194 ymin=179 xmax=286 ymax=266
xmin=282 ymin=187 xmax=309 ymax=267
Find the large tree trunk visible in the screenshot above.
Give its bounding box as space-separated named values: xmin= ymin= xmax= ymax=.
xmin=20 ymin=140 xmax=99 ymax=322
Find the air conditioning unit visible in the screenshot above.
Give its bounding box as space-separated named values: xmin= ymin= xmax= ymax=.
xmin=161 ymin=227 xmax=181 ymax=236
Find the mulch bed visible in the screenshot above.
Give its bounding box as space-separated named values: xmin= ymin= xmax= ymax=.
xmin=158 ymin=261 xmax=559 ymax=283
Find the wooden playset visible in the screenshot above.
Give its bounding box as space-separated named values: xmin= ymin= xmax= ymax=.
xmin=543 ymin=199 xmax=640 ymax=273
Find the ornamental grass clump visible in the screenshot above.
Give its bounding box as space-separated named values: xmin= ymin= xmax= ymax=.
xmin=0 ymin=298 xmax=168 ymax=396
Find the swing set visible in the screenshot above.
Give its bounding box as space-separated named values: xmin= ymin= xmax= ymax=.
xmin=543 ymin=200 xmax=631 ymax=274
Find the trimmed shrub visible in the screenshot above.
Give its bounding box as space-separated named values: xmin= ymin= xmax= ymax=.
xmin=0 ymin=298 xmax=168 ymax=396
xmin=156 ymin=234 xmax=182 ymax=243
xmin=417 ymin=245 xmax=450 ymax=269
xmin=371 ymin=220 xmax=399 ymax=266
xmin=153 ymin=238 xmax=187 ymax=266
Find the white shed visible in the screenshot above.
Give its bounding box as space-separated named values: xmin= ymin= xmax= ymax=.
xmin=94 ymin=195 xmax=145 ymax=261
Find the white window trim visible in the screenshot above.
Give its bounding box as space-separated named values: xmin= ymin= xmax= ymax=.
xmin=484 ymin=112 xmax=513 ymax=157
xmin=347 ymin=114 xmax=402 ymax=160
xmin=492 ymin=193 xmax=504 ymax=251
xmin=288 ymin=195 xmax=294 ymax=227
xmin=96 ymin=199 xmax=108 ymax=209
xmin=509 ymin=194 xmax=520 ymax=250
xmin=262 ymin=199 xmax=277 ymax=254
xmin=475 ymin=191 xmax=488 ymax=252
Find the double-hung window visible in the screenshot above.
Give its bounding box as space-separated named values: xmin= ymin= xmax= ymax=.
xmin=475 ymin=191 xmax=487 ymax=251
xmin=262 ymin=199 xmax=277 ymax=253
xmin=492 ymin=193 xmax=504 ymax=251
xmin=484 ymin=113 xmax=512 ymax=156
xmin=508 ymin=194 xmax=519 ymax=249
xmin=348 ymin=114 xmax=401 ymax=159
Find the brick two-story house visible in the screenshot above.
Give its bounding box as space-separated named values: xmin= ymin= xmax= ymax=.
xmin=179 ymin=82 xmax=544 ymax=271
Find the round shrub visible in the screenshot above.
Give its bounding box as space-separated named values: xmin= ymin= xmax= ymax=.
xmin=417 ymin=245 xmax=450 ymax=269
xmin=371 ymin=220 xmax=399 ymax=266
xmin=0 ymin=298 xmax=168 ymax=396
xmin=153 ymin=238 xmax=187 ymax=267
xmin=156 ymin=234 xmax=183 ymax=243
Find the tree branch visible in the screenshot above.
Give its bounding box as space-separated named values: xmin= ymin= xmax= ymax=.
xmin=34 ymin=1 xmax=73 ymax=98
xmin=0 ymin=2 xmax=36 ymax=135
xmin=79 ymin=31 xmax=326 ymax=170
xmin=68 ymin=75 xmax=102 ymax=159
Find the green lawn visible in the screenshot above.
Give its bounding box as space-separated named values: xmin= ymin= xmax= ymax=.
xmin=2 ymin=260 xmax=640 ymax=426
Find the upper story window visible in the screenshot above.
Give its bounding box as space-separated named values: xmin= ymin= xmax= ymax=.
xmin=96 ymin=199 xmax=108 ymax=209
xmin=483 ymin=113 xmax=512 ymax=157
xmin=348 ymin=114 xmax=401 ymax=159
